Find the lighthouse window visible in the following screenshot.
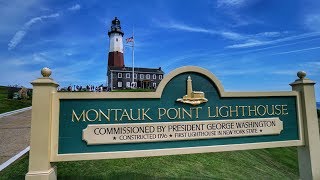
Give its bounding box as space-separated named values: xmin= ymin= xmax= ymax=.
xmin=116 ymin=38 xmax=118 ymax=42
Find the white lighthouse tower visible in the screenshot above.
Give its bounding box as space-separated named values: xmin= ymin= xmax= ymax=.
xmin=107 ymin=17 xmax=124 ymax=67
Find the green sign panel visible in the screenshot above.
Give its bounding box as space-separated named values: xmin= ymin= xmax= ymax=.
xmin=58 ymin=71 xmax=299 ymax=155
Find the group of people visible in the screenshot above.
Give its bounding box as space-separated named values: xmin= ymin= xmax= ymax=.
xmin=59 ymin=85 xmax=108 ymax=92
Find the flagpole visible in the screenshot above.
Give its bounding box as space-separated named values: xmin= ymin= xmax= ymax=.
xmin=132 ymin=26 xmax=135 ymax=88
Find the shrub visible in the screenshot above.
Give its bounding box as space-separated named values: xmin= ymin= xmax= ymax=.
xmin=7 ymin=87 xmax=17 ymax=99
xmin=27 ymin=89 xmax=33 ymax=99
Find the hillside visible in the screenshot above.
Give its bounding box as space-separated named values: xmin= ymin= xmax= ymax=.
xmin=0 ymin=86 xmax=32 ymax=113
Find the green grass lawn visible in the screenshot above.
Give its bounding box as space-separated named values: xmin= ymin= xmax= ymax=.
xmin=0 ymin=147 xmax=299 ymax=180
xmin=0 ymin=86 xmax=32 ymax=114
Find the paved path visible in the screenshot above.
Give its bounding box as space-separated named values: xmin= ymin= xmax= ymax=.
xmin=0 ymin=110 xmax=31 ymax=165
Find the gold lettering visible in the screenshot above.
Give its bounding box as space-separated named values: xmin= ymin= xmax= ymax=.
xmin=219 ymin=106 xmax=229 ymax=117
xmin=182 ymin=108 xmax=192 ymax=119
xmin=257 ymin=105 xmax=266 ymax=116
xmin=142 ymin=108 xmax=152 ymax=120
xmin=275 ymin=105 xmax=282 ymax=115
xmin=111 ymin=109 xmax=122 ymax=121
xmin=248 ymin=105 xmax=257 ymax=116
xmin=215 ymin=106 xmax=219 ymax=117
xmin=282 ymin=105 xmax=288 ymax=115
xmin=238 ymin=106 xmax=247 ymax=117
xmin=167 ymin=108 xmax=178 ymax=119
xmin=194 ymin=107 xmax=202 ymax=119
xmin=86 ymin=109 xmax=99 ymax=121
xmin=72 ymin=109 xmax=85 ymax=122
xmin=266 ymin=105 xmax=275 ymax=115
xmin=158 ymin=108 xmax=166 ymax=120
xmin=130 ymin=109 xmax=141 ymax=120
xmin=120 ymin=109 xmax=131 ymax=121
xmin=208 ymin=107 xmax=217 ymax=118
xmin=229 ymin=106 xmax=239 ymax=117
xmin=99 ymin=109 xmax=110 ymax=121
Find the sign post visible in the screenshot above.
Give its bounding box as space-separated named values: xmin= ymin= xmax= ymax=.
xmin=291 ymin=71 xmax=320 ymax=179
xmin=26 ymin=68 xmax=58 ymax=180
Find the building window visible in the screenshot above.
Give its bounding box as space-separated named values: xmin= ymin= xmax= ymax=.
xmin=146 ymin=74 xmax=150 ymax=79
xmin=126 ymin=73 xmax=130 ymax=78
xmin=153 ymin=74 xmax=156 ymax=79
xmin=134 ymin=74 xmax=137 ymax=79
xmin=118 ymin=73 xmax=122 ymax=78
xmin=126 ymin=82 xmax=131 ymax=88
xmin=118 ymin=82 xmax=122 ymax=88
xmin=116 ymin=38 xmax=118 ymax=42
xmin=131 ymin=82 xmax=137 ymax=88
xmin=140 ymin=74 xmax=144 ymax=79
xmin=159 ymin=75 xmax=163 ymax=79
xmin=153 ymin=83 xmax=157 ymax=88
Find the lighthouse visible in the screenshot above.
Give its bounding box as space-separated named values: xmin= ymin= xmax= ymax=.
xmin=187 ymin=76 xmax=193 ymax=97
xmin=107 ymin=17 xmax=164 ymax=90
xmin=107 ymin=17 xmax=124 ymax=67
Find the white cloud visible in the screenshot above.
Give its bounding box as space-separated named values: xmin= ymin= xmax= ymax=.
xmin=5 ymin=53 xmax=51 ymax=66
xmin=271 ymin=46 xmax=320 ymax=55
xmin=8 ymin=31 xmax=27 ymax=50
xmin=68 ymin=4 xmax=81 ymax=11
xmin=211 ymin=0 xmax=263 ymax=27
xmin=268 ymin=61 xmax=320 ymax=78
xmin=0 ymin=0 xmax=42 ymax=36
xmin=154 ymin=18 xmax=292 ymax=43
xmin=227 ymin=32 xmax=320 ymax=48
xmin=269 ymin=70 xmax=298 ymax=75
xmin=154 ymin=20 xmax=244 ymax=40
xmin=219 ymin=31 xmax=244 ymax=40
xmin=168 ymin=23 xmax=209 ymax=33
xmin=227 ymin=39 xmax=263 ymax=48
xmin=0 ymin=50 xmax=101 ymax=88
xmin=217 ymin=0 xmax=246 ymax=8
xmin=7 ymin=3 xmax=82 ymax=51
xmin=305 ymin=14 xmax=320 ymax=31
xmin=8 ymin=13 xmax=60 ymax=50
xmin=255 ymin=31 xmax=281 ymax=38
xmin=25 ymin=13 xmax=59 ymax=27
xmin=306 ymin=61 xmax=320 ymax=66
xmin=0 ymin=68 xmax=39 ymax=88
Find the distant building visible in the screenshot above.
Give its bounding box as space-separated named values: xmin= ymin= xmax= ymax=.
xmin=107 ymin=17 xmax=164 ymax=90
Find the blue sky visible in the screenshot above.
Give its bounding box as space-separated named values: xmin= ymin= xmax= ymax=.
xmin=0 ymin=0 xmax=319 ymax=100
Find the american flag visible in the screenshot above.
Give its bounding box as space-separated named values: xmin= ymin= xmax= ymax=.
xmin=126 ymin=36 xmax=134 ymax=43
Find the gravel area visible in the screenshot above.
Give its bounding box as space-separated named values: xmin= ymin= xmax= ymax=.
xmin=0 ymin=110 xmax=31 ymax=165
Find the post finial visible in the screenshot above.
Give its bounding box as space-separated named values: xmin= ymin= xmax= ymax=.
xmin=41 ymin=67 xmax=52 ymax=78
xmin=297 ymin=71 xmax=307 ymax=80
